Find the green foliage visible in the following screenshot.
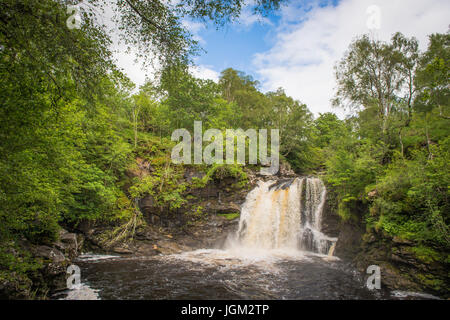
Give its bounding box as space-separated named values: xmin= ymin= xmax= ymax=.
xmin=0 ymin=0 xmax=135 ymax=245
xmin=218 ymin=213 xmax=240 ymax=220
xmin=327 ymin=31 xmax=450 ymax=260
xmin=186 ymin=205 xmax=207 ymax=221
xmin=369 ymin=139 xmax=450 ymax=245
xmin=129 ymin=164 xmax=188 ymax=211
xmin=415 ymin=273 xmax=445 ymax=291
xmin=409 ymin=246 xmax=443 ymax=264
xmin=190 ymin=163 xmax=248 ymax=189
xmin=0 ymin=243 xmax=43 ymax=298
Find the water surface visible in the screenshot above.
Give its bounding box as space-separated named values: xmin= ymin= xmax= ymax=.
xmin=57 ymin=250 xmax=386 ymax=300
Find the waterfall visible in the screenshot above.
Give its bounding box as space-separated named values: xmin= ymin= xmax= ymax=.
xmin=231 ymin=178 xmax=337 ymax=255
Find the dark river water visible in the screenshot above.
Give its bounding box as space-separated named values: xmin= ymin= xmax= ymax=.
xmin=53 ymin=249 xmax=438 ymax=300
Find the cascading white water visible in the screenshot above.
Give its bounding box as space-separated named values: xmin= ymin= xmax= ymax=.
xmin=229 ymin=177 xmax=337 ymax=255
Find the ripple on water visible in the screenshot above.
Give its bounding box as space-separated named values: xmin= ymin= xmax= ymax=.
xmin=76 ymin=253 xmax=121 ymax=262
xmin=54 ymin=283 xmax=100 ymax=300
xmin=58 ymin=248 xmax=383 ymax=300
xmin=390 ymin=290 xmax=441 ymax=300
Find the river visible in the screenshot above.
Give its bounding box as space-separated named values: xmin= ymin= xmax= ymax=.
xmin=55 ymin=178 xmax=439 ymax=300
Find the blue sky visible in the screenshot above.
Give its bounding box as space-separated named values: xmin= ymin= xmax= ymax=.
xmin=195 ymin=22 xmax=276 ymax=77
xmin=115 ymin=0 xmax=450 ymax=117
xmin=193 ymin=0 xmax=341 ymax=82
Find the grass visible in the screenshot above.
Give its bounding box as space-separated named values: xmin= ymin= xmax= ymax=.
xmin=217 ymin=213 xmax=240 ymax=220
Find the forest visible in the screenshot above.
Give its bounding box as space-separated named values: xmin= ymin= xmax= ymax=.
xmin=0 ymin=0 xmax=448 ymax=298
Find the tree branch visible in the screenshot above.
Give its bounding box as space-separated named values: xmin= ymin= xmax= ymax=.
xmin=124 ymin=0 xmax=165 ymax=32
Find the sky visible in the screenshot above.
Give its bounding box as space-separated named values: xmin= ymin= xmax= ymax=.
xmin=113 ymin=0 xmax=450 ymax=118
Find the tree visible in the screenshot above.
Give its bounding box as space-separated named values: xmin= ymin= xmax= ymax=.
xmin=159 ymin=63 xmax=221 ymax=132
xmin=333 ymin=33 xmax=419 ymax=135
xmin=131 ymin=82 xmax=161 ymax=147
xmin=414 ymin=32 xmax=450 ymax=120
xmin=218 ymin=68 xmax=268 ymax=129
xmin=265 ymin=89 xmax=315 ymax=169
xmin=326 ymin=32 xmax=450 ymax=282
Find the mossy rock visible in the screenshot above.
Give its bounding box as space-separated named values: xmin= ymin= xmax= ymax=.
xmin=217 ymin=213 xmax=240 ymax=220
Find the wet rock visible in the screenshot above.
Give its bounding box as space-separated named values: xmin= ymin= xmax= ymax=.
xmin=379 ymin=263 xmax=421 ymax=291
xmin=134 ymin=242 xmax=160 ymax=256
xmin=320 ymin=197 xmax=340 ymax=238
xmin=113 ymin=247 xmax=133 ymax=254
xmin=392 ymin=236 xmax=414 ymax=246
xmin=30 ymin=244 xmax=72 ymax=293
xmin=334 ymin=221 xmax=365 ymax=261
xmin=268 ymin=179 xmax=295 ymax=191
xmin=184 ymin=169 xmax=206 ymax=182
xmin=277 ymin=162 xmax=296 ymax=177
xmin=33 ymin=245 xmax=66 ymax=264
xmin=155 ymin=240 xmax=185 ymax=255
xmin=135 ymin=229 xmax=162 ymax=241
xmin=139 ymin=194 xmax=155 ymax=212
xmin=54 ymin=229 xmax=81 ymax=260
xmin=209 ymin=202 xmax=241 ymax=214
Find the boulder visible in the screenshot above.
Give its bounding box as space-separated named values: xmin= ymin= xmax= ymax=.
xmin=31 ymin=245 xmax=70 ymax=292
xmin=277 ymin=162 xmax=296 ymax=177
xmin=33 ymin=245 xmax=66 ymax=264
xmin=54 ymin=229 xmax=81 ymax=259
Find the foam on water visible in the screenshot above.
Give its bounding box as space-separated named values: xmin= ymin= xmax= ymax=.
xmin=77 ymin=253 xmax=121 ymax=262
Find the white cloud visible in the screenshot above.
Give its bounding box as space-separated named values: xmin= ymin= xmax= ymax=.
xmin=114 ymin=48 xmax=157 ymax=90
xmin=236 ymin=5 xmax=274 ymax=28
xmin=253 ymin=0 xmax=450 ymax=118
xmin=190 ymin=65 xmax=220 ymax=82
xmin=182 ymin=19 xmax=207 ymax=45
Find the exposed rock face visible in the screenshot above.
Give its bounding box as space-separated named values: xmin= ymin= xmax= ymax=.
xmin=184 ymin=170 xmax=206 ymax=182
xmin=109 ymin=215 xmax=240 ymax=256
xmin=31 ymin=245 xmax=68 ymax=292
xmin=55 ymin=229 xmax=83 ymax=260
xmin=320 ymin=197 xmax=341 ymax=238
xmin=334 ymin=220 xmax=365 ymax=261
xmin=353 ymin=230 xmax=449 ymax=298
xmin=330 ymin=198 xmax=449 ymax=299
xmin=136 ymin=166 xmax=254 ymax=229
xmin=0 ymin=229 xmax=82 ymax=299
xmin=31 ymin=229 xmax=82 ymax=294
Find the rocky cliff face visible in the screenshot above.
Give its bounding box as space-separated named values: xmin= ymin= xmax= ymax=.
xmin=329 ymin=198 xmax=449 ymax=299
xmin=352 ymin=230 xmax=449 ymax=298
xmin=137 ymin=166 xmax=251 ymax=229
xmin=0 ymin=229 xmax=81 ymax=299
xmin=103 ymin=162 xmax=299 ymax=256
